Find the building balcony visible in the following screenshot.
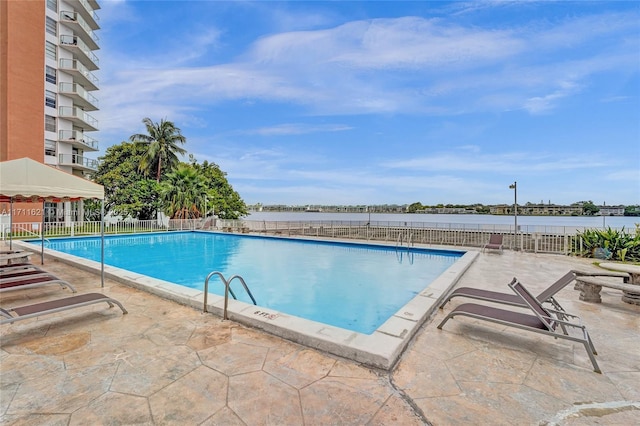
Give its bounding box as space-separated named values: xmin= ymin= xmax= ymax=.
xmin=60 ymin=35 xmax=99 ymax=71
xmin=67 ymin=0 xmax=99 ymax=30
xmin=58 ymin=106 xmax=98 ymax=131
xmin=58 ymin=154 xmax=98 ymax=172
xmin=59 ymin=59 xmax=98 ymax=91
xmin=59 ymin=130 xmax=99 ymax=152
xmin=60 ymin=11 xmax=99 ymax=50
xmin=58 ymin=82 xmax=98 ymax=111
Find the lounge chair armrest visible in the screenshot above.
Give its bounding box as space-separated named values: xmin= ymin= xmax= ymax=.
xmin=541 ymin=313 xmax=585 ymax=329
xmin=546 ymin=307 xmax=578 ymax=317
xmin=546 ymin=297 xmax=565 ymax=312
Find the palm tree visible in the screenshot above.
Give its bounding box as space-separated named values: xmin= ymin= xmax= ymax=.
xmin=160 ymin=164 xmax=210 ymax=219
xmin=129 ymin=117 xmax=187 ymax=182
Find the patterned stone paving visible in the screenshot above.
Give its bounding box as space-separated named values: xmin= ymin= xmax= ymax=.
xmin=1 ymin=244 xmax=639 ymax=425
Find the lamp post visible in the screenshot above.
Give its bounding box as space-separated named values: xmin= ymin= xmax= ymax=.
xmin=509 ymin=181 xmax=518 ymax=250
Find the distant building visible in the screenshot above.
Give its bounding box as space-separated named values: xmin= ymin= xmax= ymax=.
xmin=418 ymin=207 xmax=476 ymax=214
xmin=490 ymin=203 xmax=583 ymax=216
xmin=597 ymin=205 xmax=625 ymax=216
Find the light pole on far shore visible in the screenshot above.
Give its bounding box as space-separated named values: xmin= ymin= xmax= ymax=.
xmin=509 ymin=181 xmax=518 ymax=250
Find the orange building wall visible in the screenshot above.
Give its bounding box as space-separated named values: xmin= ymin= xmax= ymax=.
xmin=0 ymin=0 xmax=45 ymax=162
xmin=1 ymin=1 xmax=46 ymax=224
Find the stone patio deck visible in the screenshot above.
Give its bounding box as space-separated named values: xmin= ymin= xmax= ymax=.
xmin=1 ymin=245 xmax=639 ymax=425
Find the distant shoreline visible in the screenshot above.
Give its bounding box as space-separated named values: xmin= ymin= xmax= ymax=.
xmin=246 ymin=211 xmax=639 ymax=229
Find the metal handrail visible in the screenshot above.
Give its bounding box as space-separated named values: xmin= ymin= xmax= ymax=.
xmin=227 ymin=275 xmax=257 ymax=305
xmin=396 ymin=231 xmax=413 ymax=250
xmin=203 ymin=271 xmax=256 ymax=320
xmin=3 ymin=226 xmax=51 ymax=245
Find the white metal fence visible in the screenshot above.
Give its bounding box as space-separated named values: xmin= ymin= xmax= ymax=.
xmin=217 ymin=219 xmax=635 ymax=255
xmin=2 ymin=219 xmax=206 ymax=239
xmin=1 ymin=218 xmax=634 ymax=256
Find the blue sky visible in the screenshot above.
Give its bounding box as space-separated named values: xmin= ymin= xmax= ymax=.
xmin=95 ymin=1 xmax=640 ymax=206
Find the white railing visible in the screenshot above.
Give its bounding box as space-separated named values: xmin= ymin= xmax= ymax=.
xmin=1 ymin=218 xmax=635 ymax=256
xmin=2 ymin=218 xmax=207 ymax=240
xmin=217 ymin=219 xmax=635 ymax=255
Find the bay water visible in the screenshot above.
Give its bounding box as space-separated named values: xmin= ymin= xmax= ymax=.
xmin=247 ymin=211 xmax=639 ymax=230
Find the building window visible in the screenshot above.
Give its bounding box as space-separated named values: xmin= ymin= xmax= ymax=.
xmin=45 ymin=139 xmax=57 ymax=157
xmin=45 ymin=41 xmax=57 ymax=60
xmin=46 ymin=0 xmax=57 ymax=12
xmin=45 ymin=115 xmax=56 ymax=132
xmin=45 ymin=90 xmax=57 ymax=108
xmin=45 ymin=66 xmax=57 ymax=84
xmin=46 ymin=16 xmax=57 ymax=36
xmin=44 ymin=202 xmax=63 ymax=223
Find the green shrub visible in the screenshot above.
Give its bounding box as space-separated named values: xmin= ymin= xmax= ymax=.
xmin=576 ymin=225 xmax=640 ymax=262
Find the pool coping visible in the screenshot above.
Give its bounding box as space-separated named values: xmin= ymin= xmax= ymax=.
xmin=13 ymin=233 xmax=478 ymax=370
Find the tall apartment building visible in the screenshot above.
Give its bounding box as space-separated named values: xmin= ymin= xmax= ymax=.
xmin=1 ymin=0 xmax=100 ymax=224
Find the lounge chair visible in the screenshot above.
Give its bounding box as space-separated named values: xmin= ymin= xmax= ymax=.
xmin=0 ymin=293 xmax=128 ymax=325
xmin=482 ymin=234 xmax=503 ymax=253
xmin=0 ymin=262 xmax=42 ymax=273
xmin=438 ymin=278 xmax=600 ymax=373
xmin=0 ymin=274 xmax=77 ymax=293
xmin=439 ymin=271 xmax=576 ymax=311
xmin=1 ymin=269 xmax=50 ymax=280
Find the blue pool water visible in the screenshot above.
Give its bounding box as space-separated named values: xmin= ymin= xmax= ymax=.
xmin=35 ymin=232 xmax=463 ymax=334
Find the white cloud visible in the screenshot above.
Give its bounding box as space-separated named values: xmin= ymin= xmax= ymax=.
xmin=97 ymin=9 xmax=639 ymax=139
xmin=238 ymin=123 xmax=353 ymax=136
xmin=92 ymin=2 xmax=639 ymax=205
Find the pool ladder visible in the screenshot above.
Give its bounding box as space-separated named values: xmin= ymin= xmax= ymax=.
xmin=396 ymin=232 xmax=414 ymax=264
xmin=396 ymin=232 xmax=413 ymax=250
xmin=203 ymin=272 xmax=257 ymax=320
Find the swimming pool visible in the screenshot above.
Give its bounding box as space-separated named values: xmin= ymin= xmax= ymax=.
xmin=37 ymin=232 xmax=461 ymax=334
xmin=25 ymin=231 xmax=477 ymax=369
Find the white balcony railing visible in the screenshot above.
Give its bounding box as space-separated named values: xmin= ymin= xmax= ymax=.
xmin=69 ymin=0 xmax=100 ymax=29
xmin=59 ymin=82 xmax=98 ymax=110
xmin=59 ymin=58 xmax=98 ymax=91
xmin=58 ymin=106 xmax=98 ymax=131
xmin=59 ymin=130 xmax=99 ymax=151
xmin=58 ymin=154 xmax=98 ymax=171
xmin=60 ymin=10 xmax=99 ymax=50
xmin=60 ymin=34 xmax=99 ymax=70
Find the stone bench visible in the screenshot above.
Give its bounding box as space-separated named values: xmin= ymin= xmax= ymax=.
xmin=573 ymin=269 xmax=630 ymax=283
xmin=0 ymin=251 xmax=34 ymax=265
xmin=575 ymin=276 xmax=640 ymax=305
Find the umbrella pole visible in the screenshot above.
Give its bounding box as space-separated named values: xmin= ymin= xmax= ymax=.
xmin=101 ymin=199 xmax=105 ymax=288
xmin=41 ymin=201 xmax=45 ymax=265
xmin=9 ymin=198 xmax=13 ymax=250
